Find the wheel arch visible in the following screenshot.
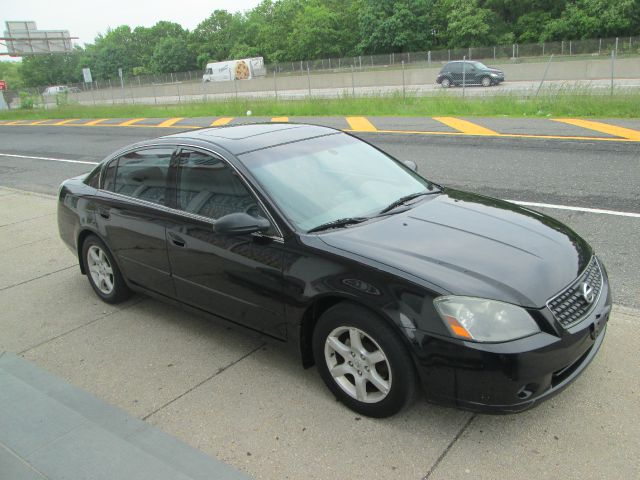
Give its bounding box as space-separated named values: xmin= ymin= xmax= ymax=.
xmin=76 ymin=228 xmax=109 ymax=275
xmin=299 ymin=294 xmax=413 ymax=369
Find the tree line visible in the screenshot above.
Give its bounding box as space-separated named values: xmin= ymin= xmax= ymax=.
xmin=7 ymin=0 xmax=640 ymax=88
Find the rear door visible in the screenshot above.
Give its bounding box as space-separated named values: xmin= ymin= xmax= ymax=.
xmin=97 ymin=146 xmax=177 ymax=297
xmin=165 ymin=148 xmax=287 ymax=338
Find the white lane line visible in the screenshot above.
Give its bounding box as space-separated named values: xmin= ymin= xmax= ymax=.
xmin=1 ymin=152 xmax=637 ymax=218
xmin=0 ymin=153 xmax=98 ymax=165
xmin=507 ymin=200 xmax=640 ymax=218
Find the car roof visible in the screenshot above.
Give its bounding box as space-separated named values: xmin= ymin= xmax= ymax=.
xmin=163 ymin=123 xmax=340 ymax=155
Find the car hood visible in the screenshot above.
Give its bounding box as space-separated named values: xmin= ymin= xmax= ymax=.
xmin=318 ymin=189 xmax=591 ymax=308
xmin=485 ymin=68 xmax=504 ymax=75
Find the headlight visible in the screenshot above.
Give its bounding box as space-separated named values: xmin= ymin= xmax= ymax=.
xmin=433 ymin=296 xmax=539 ymax=342
xmin=490 ymin=73 xmax=499 ymax=77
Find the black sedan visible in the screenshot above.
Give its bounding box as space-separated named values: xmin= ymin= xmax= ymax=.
xmin=57 ymin=124 xmax=610 ymax=417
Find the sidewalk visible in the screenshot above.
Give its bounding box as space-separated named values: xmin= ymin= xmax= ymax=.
xmin=1 ymin=187 xmax=639 ymax=479
xmin=0 ymin=353 xmax=248 ymax=480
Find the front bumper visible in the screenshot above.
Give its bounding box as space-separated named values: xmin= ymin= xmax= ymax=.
xmin=412 ymin=274 xmax=611 ymax=413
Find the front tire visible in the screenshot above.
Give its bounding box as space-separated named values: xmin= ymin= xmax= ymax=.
xmin=82 ymin=234 xmax=131 ymax=304
xmin=312 ymin=302 xmax=416 ymax=418
xmin=481 ymin=76 xmax=492 ymax=87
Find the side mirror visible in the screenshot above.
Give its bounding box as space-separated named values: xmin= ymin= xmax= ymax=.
xmin=403 ymin=160 xmax=418 ymax=172
xmin=214 ymin=212 xmax=271 ymax=236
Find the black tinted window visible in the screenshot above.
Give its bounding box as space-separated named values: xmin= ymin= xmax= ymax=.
xmin=104 ymin=148 xmax=173 ymax=205
xmin=84 ymin=165 xmax=101 ymax=188
xmin=177 ymin=150 xmax=259 ymax=220
xmin=448 ymin=63 xmax=463 ymax=73
xmin=102 ymin=160 xmax=117 ymax=191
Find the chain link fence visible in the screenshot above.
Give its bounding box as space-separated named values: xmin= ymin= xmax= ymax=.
xmin=2 ymin=35 xmax=639 ymax=109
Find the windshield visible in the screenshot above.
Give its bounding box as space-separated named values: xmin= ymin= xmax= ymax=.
xmin=471 ymin=61 xmax=488 ymax=70
xmin=238 ymin=133 xmax=434 ymax=232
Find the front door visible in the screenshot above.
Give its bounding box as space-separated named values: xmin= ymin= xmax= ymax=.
xmin=166 ymin=148 xmax=287 ymax=338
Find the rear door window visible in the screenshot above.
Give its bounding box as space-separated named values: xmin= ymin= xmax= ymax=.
xmin=102 ymin=147 xmax=174 ymax=206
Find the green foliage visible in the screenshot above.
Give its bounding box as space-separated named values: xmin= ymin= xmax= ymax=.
xmin=192 ymin=10 xmax=243 ymax=62
xmin=15 ymin=0 xmax=640 ymax=87
xmin=18 ymin=91 xmax=35 ymax=109
xmin=288 ymin=1 xmax=359 ymax=59
xmin=542 ymin=0 xmax=640 ymax=41
xmin=55 ymin=91 xmax=73 ymax=107
xmin=358 ymin=0 xmax=442 ymax=53
xmin=514 ymin=11 xmax=554 ymax=43
xmin=20 ymin=53 xmax=81 ymax=87
xmin=445 ymin=0 xmax=499 ymax=47
xmin=0 ymin=62 xmax=23 ymax=89
xmin=151 ymin=37 xmax=195 ymax=74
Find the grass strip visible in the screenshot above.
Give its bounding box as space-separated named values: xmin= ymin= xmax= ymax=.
xmin=1 ymin=88 xmax=639 ymax=120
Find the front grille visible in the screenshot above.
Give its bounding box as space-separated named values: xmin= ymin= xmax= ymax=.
xmin=547 ymin=257 xmax=603 ymax=328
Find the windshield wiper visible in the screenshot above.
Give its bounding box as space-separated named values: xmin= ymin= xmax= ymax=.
xmin=377 ymin=191 xmax=435 ymax=215
xmin=307 ymin=217 xmax=369 ymax=233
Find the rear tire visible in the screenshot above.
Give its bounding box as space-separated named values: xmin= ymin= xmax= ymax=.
xmin=312 ymin=302 xmax=416 ymax=418
xmin=441 ymin=78 xmax=451 ymax=88
xmin=82 ymin=234 xmax=132 ymax=304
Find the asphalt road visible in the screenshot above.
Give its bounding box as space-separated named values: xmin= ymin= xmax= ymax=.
xmin=0 ymin=123 xmax=638 ymax=308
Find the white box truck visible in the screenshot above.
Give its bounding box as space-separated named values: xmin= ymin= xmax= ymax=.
xmin=202 ymin=57 xmax=266 ymax=82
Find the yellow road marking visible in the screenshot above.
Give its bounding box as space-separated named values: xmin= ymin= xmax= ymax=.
xmin=343 ymin=128 xmax=639 ymax=142
xmin=345 ymin=116 xmax=378 ymax=132
xmin=157 ymin=117 xmax=184 ymax=127
xmin=52 ymin=119 xmax=79 ymax=125
xmin=552 ymin=118 xmax=640 ymax=141
xmin=83 ymin=118 xmax=109 ymax=126
xmin=271 ymin=117 xmax=289 ymax=122
xmin=118 ymin=118 xmax=146 ymax=126
xmin=0 ymin=117 xmax=639 ymax=143
xmin=432 ymin=117 xmax=498 ymax=135
xmin=211 ymin=117 xmax=233 ymax=126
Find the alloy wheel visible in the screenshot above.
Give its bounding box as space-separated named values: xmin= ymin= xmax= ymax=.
xmin=87 ymin=245 xmax=114 ymax=295
xmin=324 ymin=326 xmax=392 ymax=403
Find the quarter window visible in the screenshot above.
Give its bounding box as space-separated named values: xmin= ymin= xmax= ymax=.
xmin=102 ymin=148 xmax=174 ymax=205
xmin=176 ymin=149 xmax=262 ymax=220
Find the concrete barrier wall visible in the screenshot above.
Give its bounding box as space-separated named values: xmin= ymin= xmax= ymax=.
xmin=46 ymin=56 xmax=640 ymax=106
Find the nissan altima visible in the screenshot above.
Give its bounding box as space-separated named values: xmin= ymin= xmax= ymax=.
xmin=57 ymin=123 xmax=611 ymax=417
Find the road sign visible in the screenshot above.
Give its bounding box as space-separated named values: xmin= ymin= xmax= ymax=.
xmin=1 ymin=21 xmax=75 ymax=56
xmin=82 ymin=68 xmax=92 ymax=83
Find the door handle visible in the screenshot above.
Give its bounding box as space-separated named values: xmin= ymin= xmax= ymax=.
xmin=98 ymin=208 xmax=110 ymax=219
xmin=168 ymin=232 xmax=186 ymax=247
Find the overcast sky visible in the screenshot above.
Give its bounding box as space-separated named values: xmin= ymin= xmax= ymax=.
xmin=1 ymin=0 xmax=261 ymax=57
